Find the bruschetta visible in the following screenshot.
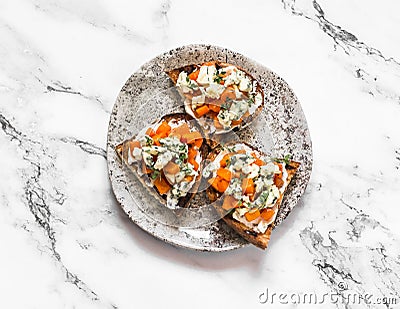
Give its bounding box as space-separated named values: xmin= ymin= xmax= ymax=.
xmin=115 ymin=113 xmax=208 ymax=209
xmin=167 ymin=61 xmax=264 ymax=135
xmin=203 ymin=142 xmax=300 ymax=249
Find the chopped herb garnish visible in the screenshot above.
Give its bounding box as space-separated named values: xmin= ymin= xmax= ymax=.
xmin=221 ymin=103 xmax=230 ymax=110
xmin=274 ymin=154 xmax=292 ymax=165
xmin=144 ymin=136 xmax=153 ymax=146
xmin=188 ymin=82 xmax=197 ymax=90
xmin=214 ymin=75 xmax=223 ymax=84
xmin=179 ymin=153 xmax=187 ymax=161
xmin=257 ymin=191 xmax=269 ymax=207
xmin=181 ymin=164 xmax=193 ymax=175
xmin=151 ymin=170 xmax=160 ymax=180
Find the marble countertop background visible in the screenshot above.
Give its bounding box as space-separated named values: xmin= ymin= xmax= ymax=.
xmin=1 ymin=0 xmax=399 ymax=308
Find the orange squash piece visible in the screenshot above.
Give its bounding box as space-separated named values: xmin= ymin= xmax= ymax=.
xmin=156 ymin=121 xmax=171 ymax=136
xmin=152 ymin=134 xmax=162 ymax=146
xmin=194 ymin=138 xmax=203 ymax=148
xmin=195 ymin=105 xmax=210 ymax=117
xmin=244 ymin=209 xmax=260 ymax=222
xmin=260 ymin=208 xmax=275 ymax=221
xmin=145 ymin=127 xmax=156 ymax=137
xmin=220 ymin=153 xmax=232 ymax=167
xmin=188 ymin=147 xmax=197 ymax=158
xmin=217 ymin=168 xmax=232 ymax=182
xmin=241 ymin=178 xmax=255 ymax=195
xmin=208 ymin=176 xmax=228 ymax=193
xmin=217 ymin=178 xmax=229 ymax=192
xmin=251 ymin=153 xmax=265 ymax=166
xmin=188 ymin=70 xmax=199 ymax=80
xmin=188 ymin=157 xmax=199 ymax=171
xmin=185 ymin=175 xmax=194 ymax=182
xmin=231 ymin=118 xmax=243 ymax=126
xmin=154 ymin=175 xmax=171 ymax=195
xmin=208 ymin=104 xmax=221 ymax=113
xmin=274 ymin=174 xmax=284 ymax=188
xmin=208 ymin=177 xmax=219 ymax=192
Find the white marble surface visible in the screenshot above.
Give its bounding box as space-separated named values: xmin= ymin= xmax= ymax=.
xmin=1 ymin=1 xmax=400 ymax=308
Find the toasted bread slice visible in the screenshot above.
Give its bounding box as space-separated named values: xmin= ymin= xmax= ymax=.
xmin=115 ymin=113 xmax=209 ymax=209
xmin=167 ymin=61 xmax=264 ymax=138
xmin=204 ymin=142 xmax=300 ymax=249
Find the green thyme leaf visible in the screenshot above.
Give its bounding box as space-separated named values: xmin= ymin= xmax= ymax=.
xmin=214 ymin=76 xmax=223 ymax=84
xmin=151 ymin=170 xmax=160 ymax=180
xmin=145 ymin=136 xmax=153 ymax=146
xmin=179 ymin=153 xmax=187 ymax=161
xmin=247 ymin=97 xmax=255 ymax=106
xmin=273 ymin=154 xmax=292 ymax=165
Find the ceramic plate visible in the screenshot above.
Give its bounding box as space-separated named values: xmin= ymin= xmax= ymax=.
xmin=107 ymin=44 xmax=313 ymax=251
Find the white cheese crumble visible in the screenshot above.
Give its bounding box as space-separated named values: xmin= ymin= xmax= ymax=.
xmin=132 ymin=147 xmax=142 ymax=160
xmin=225 ymin=178 xmax=243 ymax=200
xmin=248 ymin=92 xmax=263 ymax=115
xmin=154 ymin=151 xmax=172 ymax=170
xmin=223 ymin=69 xmax=240 ymax=86
xmin=176 ymin=72 xmax=198 ymax=93
xmin=202 ymin=161 xmax=218 ymax=178
xmin=242 ymin=163 xmax=259 ymax=179
xmin=196 ymin=65 xmax=217 ymax=85
xmin=141 ymin=150 xmax=154 ymax=167
xmin=238 ymin=76 xmax=252 ymax=92
xmin=217 ymin=109 xmax=235 ymax=129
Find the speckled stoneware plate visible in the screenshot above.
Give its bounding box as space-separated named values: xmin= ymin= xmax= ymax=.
xmin=107 ymin=44 xmax=313 ymax=251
